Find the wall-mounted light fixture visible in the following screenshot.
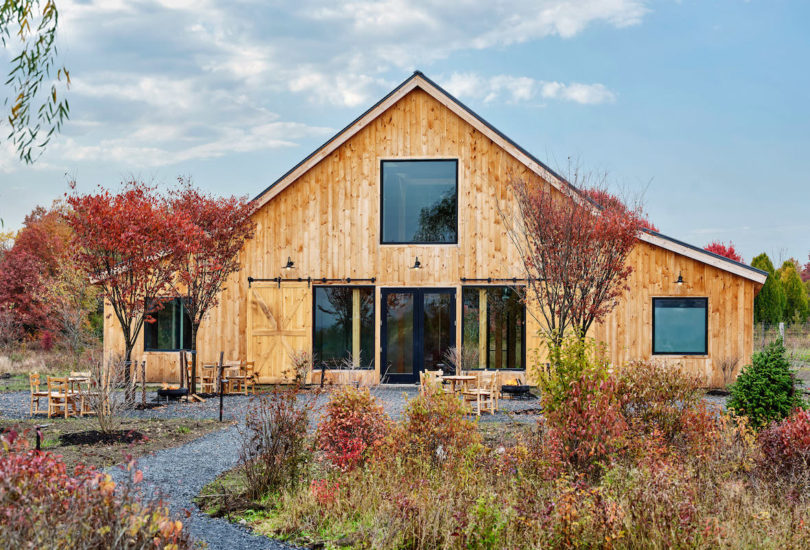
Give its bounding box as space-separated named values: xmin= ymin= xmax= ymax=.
xmin=675 ymin=272 xmax=684 ymax=286
xmin=410 ymin=257 xmax=422 ymax=270
xmin=283 ymin=256 xmax=295 ymax=270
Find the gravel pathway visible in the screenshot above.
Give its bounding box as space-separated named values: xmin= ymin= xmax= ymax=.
xmin=109 ymin=424 xmax=295 ymax=550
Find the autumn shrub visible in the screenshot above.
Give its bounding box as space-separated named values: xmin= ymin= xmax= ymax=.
xmin=316 ymin=386 xmax=390 ymax=472
xmin=729 ymin=339 xmax=804 ymax=429
xmin=758 ymin=409 xmax=810 ymax=483
xmin=239 ymin=387 xmax=315 ymax=499
xmin=616 ymin=359 xmax=702 ymax=439
xmin=0 ymin=430 xmax=192 ymax=549
xmin=386 ymin=390 xmax=481 ymax=466
xmin=544 ymin=371 xmax=628 ymax=477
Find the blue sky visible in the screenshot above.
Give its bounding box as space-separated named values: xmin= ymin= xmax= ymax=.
xmin=1 ymin=0 xmax=808 ymax=265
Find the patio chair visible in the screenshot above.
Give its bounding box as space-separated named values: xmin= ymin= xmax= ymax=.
xmin=461 ymin=371 xmax=499 ymax=416
xmin=242 ymin=361 xmax=257 ymax=395
xmin=200 ymin=363 xmax=216 ymax=394
xmin=47 ymin=376 xmax=77 ymax=419
xmin=74 ymin=378 xmax=98 ymax=417
xmin=29 ymin=372 xmax=49 ymax=416
xmin=420 ymin=370 xmax=450 ymax=395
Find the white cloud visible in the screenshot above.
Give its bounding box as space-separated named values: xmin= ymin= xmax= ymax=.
xmin=0 ymin=0 xmax=643 ymax=174
xmin=442 ymin=73 xmax=616 ymax=105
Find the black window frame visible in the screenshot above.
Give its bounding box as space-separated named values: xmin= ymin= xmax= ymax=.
xmin=652 ymin=297 xmax=709 ymax=356
xmin=143 ymin=298 xmax=193 ymax=352
xmin=311 ymin=285 xmax=376 ymax=370
xmin=379 ymin=158 xmax=460 ymax=245
xmin=461 ymin=285 xmax=527 ymax=371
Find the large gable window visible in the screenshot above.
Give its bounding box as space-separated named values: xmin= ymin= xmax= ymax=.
xmin=652 ymin=297 xmax=708 ymax=355
xmin=313 ymin=286 xmax=375 ymax=369
xmin=381 ymin=159 xmax=458 ymax=244
xmin=144 ymin=298 xmax=192 ymax=351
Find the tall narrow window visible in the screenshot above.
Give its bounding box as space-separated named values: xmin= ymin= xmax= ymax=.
xmin=144 ymin=298 xmax=192 ymax=351
xmin=652 ymin=297 xmax=708 ymax=355
xmin=381 ymin=159 xmax=458 ymax=244
xmin=461 ymin=287 xmax=525 ymax=369
xmin=313 ymin=286 xmax=375 ymax=369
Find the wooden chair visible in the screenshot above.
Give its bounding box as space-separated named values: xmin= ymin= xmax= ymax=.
xmin=420 ymin=370 xmax=449 ymax=395
xmin=47 ymin=376 xmax=77 ymax=419
xmin=200 ymin=363 xmax=216 ymax=394
xmin=462 ymin=371 xmax=499 ymax=416
xmin=29 ymin=373 xmax=49 ymax=416
xmin=75 ymin=378 xmax=98 ymax=417
xmin=242 ymin=361 xmax=257 ymax=395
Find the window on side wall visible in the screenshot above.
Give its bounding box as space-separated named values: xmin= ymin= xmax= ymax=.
xmin=381 ymin=159 xmax=458 ymax=244
xmin=313 ymin=286 xmax=375 ymax=369
xmin=652 ymin=297 xmax=708 ymax=355
xmin=144 ymin=298 xmax=192 ymax=351
xmin=461 ymin=286 xmax=525 ymax=370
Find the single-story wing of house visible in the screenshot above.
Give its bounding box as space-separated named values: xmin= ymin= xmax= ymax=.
xmin=104 ymin=71 xmax=767 ymax=387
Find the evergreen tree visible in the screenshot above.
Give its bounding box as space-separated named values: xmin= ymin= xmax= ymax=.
xmin=751 ymin=253 xmax=785 ymax=324
xmin=780 ymin=260 xmax=809 ymax=323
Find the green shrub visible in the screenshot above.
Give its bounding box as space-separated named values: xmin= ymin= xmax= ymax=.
xmin=537 ymin=335 xmax=609 ymax=413
xmin=729 ymin=339 xmax=804 ymax=429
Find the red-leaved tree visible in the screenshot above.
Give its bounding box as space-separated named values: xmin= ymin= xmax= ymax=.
xmin=0 ymin=249 xmax=50 ymax=335
xmin=500 ymin=176 xmax=642 ymax=348
xmin=704 ymin=241 xmax=742 ymax=263
xmin=582 ymin=188 xmax=659 ymax=233
xmin=67 ymin=182 xmax=187 ymax=399
xmin=170 ymin=179 xmax=255 ymax=394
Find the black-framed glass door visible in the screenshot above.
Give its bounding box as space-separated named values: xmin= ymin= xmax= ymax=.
xmin=381 ymin=288 xmax=456 ymax=383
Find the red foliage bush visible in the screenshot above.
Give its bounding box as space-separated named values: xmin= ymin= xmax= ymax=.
xmin=39 ymin=330 xmax=54 ymax=351
xmin=704 ymin=241 xmax=743 ymax=263
xmin=758 ymin=409 xmax=810 ymax=478
xmin=545 ymin=373 xmax=628 ymax=476
xmin=317 ymin=386 xmax=390 ymax=472
xmin=0 ymin=430 xmax=192 ymax=548
xmin=310 ymin=479 xmax=340 ymax=508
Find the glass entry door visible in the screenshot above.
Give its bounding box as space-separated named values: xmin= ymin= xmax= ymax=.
xmin=381 ymin=288 xmax=456 ymax=384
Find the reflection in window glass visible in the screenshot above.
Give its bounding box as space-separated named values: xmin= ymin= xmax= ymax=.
xmin=381 ymin=160 xmax=458 ymax=243
xmin=144 ymin=298 xmax=192 ymax=351
xmin=653 ymin=297 xmax=708 ymax=355
xmin=313 ymin=287 xmax=375 ymax=369
xmin=461 ymin=287 xmax=525 ymax=369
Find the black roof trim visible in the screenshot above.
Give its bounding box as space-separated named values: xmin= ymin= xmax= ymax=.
xmin=641 ymin=228 xmax=768 ymax=277
xmin=252 ymin=70 xmax=576 ymax=203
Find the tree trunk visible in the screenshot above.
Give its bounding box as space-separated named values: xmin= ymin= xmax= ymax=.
xmin=190 ymin=323 xmax=199 ymax=395
xmin=123 ymin=341 xmax=135 ymax=405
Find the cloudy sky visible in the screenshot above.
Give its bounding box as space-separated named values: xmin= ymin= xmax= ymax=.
xmin=1 ymin=0 xmax=808 ymax=264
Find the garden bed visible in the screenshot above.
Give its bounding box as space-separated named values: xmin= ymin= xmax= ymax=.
xmin=0 ymin=417 xmax=229 ymax=470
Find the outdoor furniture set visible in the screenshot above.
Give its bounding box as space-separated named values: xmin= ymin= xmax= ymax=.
xmin=29 ymin=371 xmax=98 ymax=419
xmin=419 ymin=370 xmax=502 ymax=416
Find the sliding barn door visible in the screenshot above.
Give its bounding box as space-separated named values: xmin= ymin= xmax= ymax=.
xmin=247 ymin=284 xmax=311 ymax=383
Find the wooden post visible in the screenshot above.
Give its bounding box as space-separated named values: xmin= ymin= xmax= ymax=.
xmin=218 ymin=351 xmax=225 ymax=422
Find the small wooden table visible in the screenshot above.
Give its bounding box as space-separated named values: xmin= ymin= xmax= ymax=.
xmin=441 ymin=375 xmax=476 ymax=394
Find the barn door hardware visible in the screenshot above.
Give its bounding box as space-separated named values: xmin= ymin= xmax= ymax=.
xmin=247 ymin=276 xmax=376 ymax=288
xmin=460 ymin=277 xmax=529 ymax=283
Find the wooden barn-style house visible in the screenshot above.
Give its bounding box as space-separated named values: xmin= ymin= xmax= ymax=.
xmin=104 ymin=72 xmax=767 ymax=387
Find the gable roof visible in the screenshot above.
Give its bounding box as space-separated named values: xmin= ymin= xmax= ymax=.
xmin=253 ymin=71 xmax=767 ymax=286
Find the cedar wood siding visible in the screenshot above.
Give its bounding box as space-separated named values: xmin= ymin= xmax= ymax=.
xmin=103 ymin=87 xmax=761 ymax=387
